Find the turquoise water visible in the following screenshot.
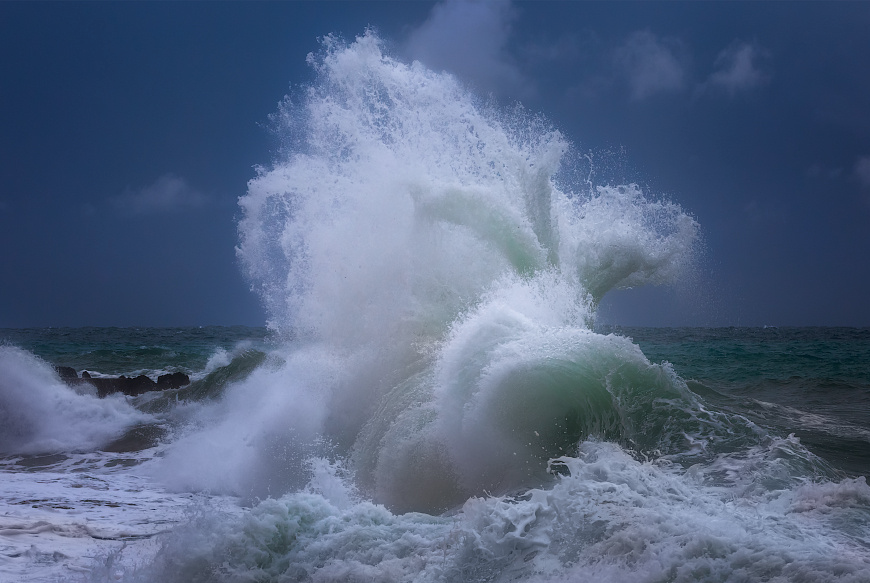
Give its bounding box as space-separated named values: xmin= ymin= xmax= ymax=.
xmin=5 ymin=325 xmax=868 ymax=479
xmin=4 ymin=325 xmax=870 ymax=582
xmin=613 ymin=326 xmax=870 ymax=477
xmin=0 ymin=326 xmax=269 ymax=377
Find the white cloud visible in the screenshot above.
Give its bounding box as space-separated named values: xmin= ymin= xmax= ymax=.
xmin=702 ymin=41 xmax=769 ymax=96
xmin=405 ymin=0 xmax=527 ymax=96
xmin=855 ymin=156 xmax=870 ymax=188
xmin=614 ymin=31 xmax=687 ymax=100
xmin=110 ymin=174 xmax=209 ymax=215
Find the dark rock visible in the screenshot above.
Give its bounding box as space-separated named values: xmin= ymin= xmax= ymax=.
xmin=55 ymin=366 xmax=79 ymax=382
xmin=89 ymin=374 xmax=157 ymax=398
xmin=127 ymin=375 xmax=157 ymax=396
xmin=58 ymin=368 xmax=188 ymax=398
xmin=87 ymin=377 xmax=120 ymax=398
xmin=156 ymin=372 xmax=190 ymax=390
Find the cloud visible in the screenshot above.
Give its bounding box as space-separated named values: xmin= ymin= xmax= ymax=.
xmin=405 ymin=0 xmax=527 ymax=97
xmin=614 ymin=31 xmax=687 ymax=100
xmin=855 ymin=156 xmax=870 ymax=189
xmin=701 ymin=41 xmax=769 ymax=97
xmin=110 ymin=174 xmax=209 ymax=216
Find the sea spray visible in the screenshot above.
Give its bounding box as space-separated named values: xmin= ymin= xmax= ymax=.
xmin=0 ymin=346 xmax=149 ymax=455
xmin=68 ymin=31 xmax=870 ymax=583
xmin=157 ymin=30 xmax=691 ymax=507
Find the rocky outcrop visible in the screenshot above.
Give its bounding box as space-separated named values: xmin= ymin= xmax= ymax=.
xmin=55 ymin=366 xmax=79 ymax=383
xmin=55 ymin=366 xmax=190 ymax=398
xmin=156 ymin=372 xmax=190 ymax=390
xmin=87 ymin=375 xmax=158 ymax=398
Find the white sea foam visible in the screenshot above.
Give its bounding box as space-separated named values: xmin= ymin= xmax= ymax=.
xmin=0 ymin=346 xmax=149 ymax=455
xmin=73 ymin=31 xmax=870 ymax=582
xmin=167 ymin=30 xmax=698 ymax=508
xmin=113 ymin=443 xmax=870 ymax=583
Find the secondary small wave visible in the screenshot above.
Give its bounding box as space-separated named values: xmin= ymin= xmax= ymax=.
xmin=155 ymin=30 xmax=698 ymax=510
xmin=0 ymin=346 xmax=149 ymax=456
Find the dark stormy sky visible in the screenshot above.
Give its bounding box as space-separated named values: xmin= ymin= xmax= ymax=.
xmin=2 ymin=1 xmax=869 ymax=327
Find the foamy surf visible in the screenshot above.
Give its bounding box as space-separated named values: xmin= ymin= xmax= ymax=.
xmin=141 ymin=30 xmax=700 ymax=509
xmin=2 ymin=30 xmax=868 ymax=583
xmin=0 ymin=346 xmax=151 ymax=456
xmin=107 ymin=33 xmax=869 ymax=582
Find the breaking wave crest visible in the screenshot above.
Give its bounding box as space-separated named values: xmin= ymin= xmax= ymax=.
xmin=167 ymin=30 xmax=700 ymax=506
xmin=112 ymin=32 xmax=870 ymax=583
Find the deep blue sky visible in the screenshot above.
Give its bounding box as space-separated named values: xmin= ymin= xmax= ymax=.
xmin=2 ymin=1 xmax=869 ymax=327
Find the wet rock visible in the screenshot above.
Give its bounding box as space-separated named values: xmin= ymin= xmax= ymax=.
xmin=60 ymin=368 xmax=189 ymax=398
xmin=156 ymin=372 xmax=190 ymax=390
xmin=89 ymin=375 xmax=156 ymax=398
xmin=55 ymin=366 xmax=79 ymax=382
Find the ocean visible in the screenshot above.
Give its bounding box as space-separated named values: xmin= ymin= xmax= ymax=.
xmin=2 ymin=31 xmax=870 ymax=582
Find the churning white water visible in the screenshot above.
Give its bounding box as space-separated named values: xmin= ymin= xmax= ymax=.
xmin=6 ymin=31 xmax=867 ymax=583
xmin=147 ymin=30 xmax=700 ymax=511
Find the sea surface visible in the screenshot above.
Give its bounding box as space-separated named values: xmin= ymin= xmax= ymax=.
xmin=3 ymin=31 xmax=870 ymax=582
xmin=3 ymin=326 xmax=869 ymax=582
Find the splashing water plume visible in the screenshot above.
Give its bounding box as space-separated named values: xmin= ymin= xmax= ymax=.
xmin=147 ymin=31 xmax=692 ymax=512
xmin=78 ymin=31 xmax=870 ymax=583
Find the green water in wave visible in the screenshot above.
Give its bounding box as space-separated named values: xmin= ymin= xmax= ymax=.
xmin=3 ymin=326 xmax=869 ymax=476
